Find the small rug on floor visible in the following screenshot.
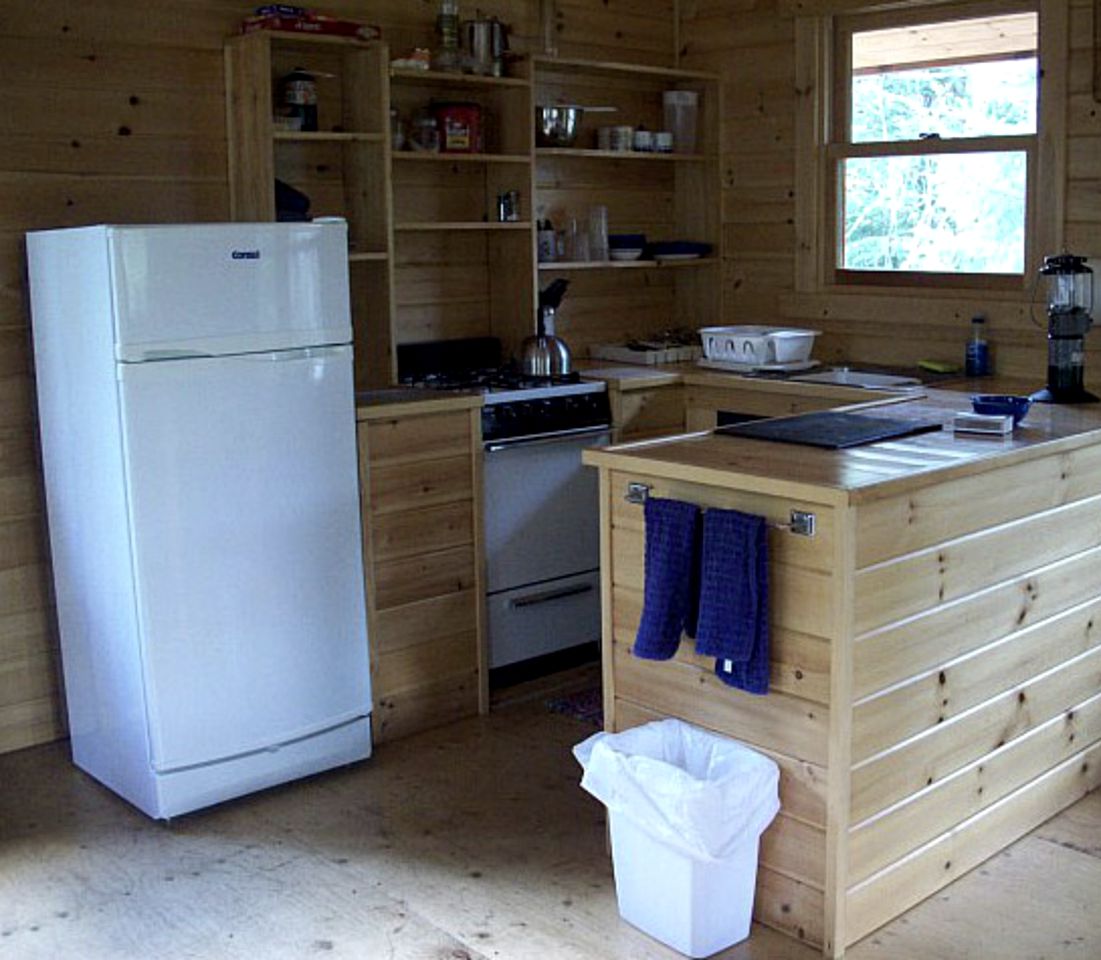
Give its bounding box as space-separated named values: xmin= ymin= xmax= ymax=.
xmin=546 ymin=687 xmax=603 ymax=728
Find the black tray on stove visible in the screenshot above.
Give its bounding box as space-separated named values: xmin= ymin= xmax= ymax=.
xmin=716 ymin=410 xmax=943 ymax=449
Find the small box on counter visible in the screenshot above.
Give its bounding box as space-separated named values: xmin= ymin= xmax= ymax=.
xmin=951 ymin=411 xmax=1014 ymax=435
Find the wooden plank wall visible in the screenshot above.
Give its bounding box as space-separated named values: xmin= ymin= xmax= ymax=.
xmin=679 ymin=0 xmax=1101 ymax=379
xmin=0 ymin=0 xmax=676 ymax=755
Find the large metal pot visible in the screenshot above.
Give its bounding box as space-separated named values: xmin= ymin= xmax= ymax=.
xmin=535 ymin=104 xmax=617 ymax=148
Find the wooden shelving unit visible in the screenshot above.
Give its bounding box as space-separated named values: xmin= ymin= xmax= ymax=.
xmin=226 ymin=40 xmax=722 ymax=380
xmin=388 ymin=61 xmax=535 ymax=365
xmin=533 ymin=58 xmax=722 ymax=359
xmin=225 ymin=30 xmax=395 ymax=389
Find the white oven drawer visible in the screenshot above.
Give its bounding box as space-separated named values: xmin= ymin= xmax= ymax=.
xmin=487 ymin=570 xmax=601 ymax=669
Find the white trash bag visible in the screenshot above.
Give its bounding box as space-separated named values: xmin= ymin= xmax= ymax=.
xmin=573 ymin=718 xmax=780 ymax=862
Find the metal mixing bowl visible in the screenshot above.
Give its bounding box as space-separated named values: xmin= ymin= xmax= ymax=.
xmin=535 ymin=105 xmax=582 ymax=147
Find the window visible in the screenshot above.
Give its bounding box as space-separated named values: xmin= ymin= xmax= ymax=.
xmin=794 ymin=0 xmax=1063 ymax=291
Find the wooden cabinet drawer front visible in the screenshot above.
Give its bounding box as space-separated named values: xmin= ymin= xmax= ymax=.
xmin=617 ymin=386 xmax=685 ymax=439
xmin=369 ymin=455 xmax=472 ymax=515
xmin=375 ymin=589 xmax=478 ymax=656
xmin=366 ymin=410 xmax=472 ymax=464
xmin=375 ymin=629 xmax=477 ymax=694
xmin=373 ymin=673 xmax=479 ymax=744
xmin=373 ymin=546 xmax=476 ymax=610
xmin=371 ymin=501 xmax=473 ymax=562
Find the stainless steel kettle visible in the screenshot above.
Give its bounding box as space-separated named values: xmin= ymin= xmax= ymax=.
xmin=521 ymin=280 xmax=572 ymax=377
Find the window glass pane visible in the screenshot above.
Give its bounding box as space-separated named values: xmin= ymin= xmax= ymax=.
xmin=851 ymin=58 xmax=1037 ymax=142
xmin=850 ymin=13 xmax=1038 ymax=143
xmin=841 ymin=152 xmax=1026 ymax=273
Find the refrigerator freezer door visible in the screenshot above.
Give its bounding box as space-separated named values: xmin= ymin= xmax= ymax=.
xmin=108 ymin=223 xmax=351 ymax=360
xmin=118 ymin=346 xmax=370 ymax=772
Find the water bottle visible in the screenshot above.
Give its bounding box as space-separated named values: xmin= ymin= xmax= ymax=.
xmin=965 ymin=313 xmax=990 ymax=377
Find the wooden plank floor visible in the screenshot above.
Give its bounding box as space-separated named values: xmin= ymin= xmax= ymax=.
xmin=0 ymin=669 xmax=1098 ymax=960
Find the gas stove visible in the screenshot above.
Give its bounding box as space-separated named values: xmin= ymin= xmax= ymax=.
xmin=398 ymin=340 xmax=610 ymax=445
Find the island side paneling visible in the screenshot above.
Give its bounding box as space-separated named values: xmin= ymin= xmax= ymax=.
xmin=602 ymin=467 xmax=841 ymax=950
xmin=846 ymin=446 xmax=1101 ymax=946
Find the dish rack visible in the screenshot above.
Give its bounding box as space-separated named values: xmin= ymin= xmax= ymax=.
xmin=699 ymin=326 xmax=820 ymax=366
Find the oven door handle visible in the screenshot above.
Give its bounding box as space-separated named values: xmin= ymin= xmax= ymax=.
xmin=509 ymin=582 xmax=594 ymax=609
xmin=484 ymin=425 xmax=612 ymax=452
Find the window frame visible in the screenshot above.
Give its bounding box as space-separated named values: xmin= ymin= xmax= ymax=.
xmin=794 ymin=0 xmax=1066 ymax=297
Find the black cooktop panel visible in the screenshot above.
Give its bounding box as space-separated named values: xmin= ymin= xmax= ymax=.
xmin=716 ymin=410 xmax=943 ymax=448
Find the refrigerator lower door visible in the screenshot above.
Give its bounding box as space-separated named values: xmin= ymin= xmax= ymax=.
xmin=118 ymin=345 xmax=370 ymax=773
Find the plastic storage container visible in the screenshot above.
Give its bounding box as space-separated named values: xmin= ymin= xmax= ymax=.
xmin=663 ymin=90 xmax=699 ymax=153
xmin=574 ymin=719 xmax=780 ymax=958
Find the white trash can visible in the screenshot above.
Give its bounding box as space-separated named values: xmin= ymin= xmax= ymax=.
xmin=574 ymin=718 xmax=780 ymax=959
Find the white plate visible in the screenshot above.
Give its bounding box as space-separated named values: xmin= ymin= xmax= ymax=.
xmin=697 ymin=357 xmax=821 ymax=374
xmin=653 ymin=253 xmax=701 ymax=261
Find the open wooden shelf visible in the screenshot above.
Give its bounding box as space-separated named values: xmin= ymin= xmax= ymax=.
xmin=536 ymin=148 xmax=708 ymax=162
xmin=532 ymin=55 xmax=719 ymax=83
xmin=390 ymin=67 xmax=530 ymax=88
xmin=538 ymin=258 xmax=718 ymax=271
xmin=392 ymin=152 xmax=531 ymax=164
xmin=395 ymin=221 xmax=533 ymax=232
xmin=273 ymin=131 xmax=386 ymax=142
xmin=348 ymin=251 xmax=388 ymax=262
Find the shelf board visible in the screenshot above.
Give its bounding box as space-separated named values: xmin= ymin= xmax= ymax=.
xmin=390 ymin=67 xmax=530 ymax=88
xmin=538 ymin=258 xmax=717 ymax=271
xmin=273 ymin=131 xmax=385 ymax=142
xmin=348 ymin=251 xmax=389 ymax=262
xmin=536 ymin=148 xmax=708 ymax=162
xmin=532 ymin=55 xmax=719 ymax=83
xmin=395 ymin=221 xmax=533 ymax=232
xmin=393 ymin=152 xmax=531 ymax=164
xmin=240 ymin=30 xmax=381 ymax=50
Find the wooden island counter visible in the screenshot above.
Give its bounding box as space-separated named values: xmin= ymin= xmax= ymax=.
xmin=583 ymin=390 xmax=1101 ymax=958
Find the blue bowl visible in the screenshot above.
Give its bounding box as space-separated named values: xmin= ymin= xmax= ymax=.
xmin=971 ymin=394 xmax=1032 ymax=425
xmin=609 ymin=233 xmax=647 ymax=250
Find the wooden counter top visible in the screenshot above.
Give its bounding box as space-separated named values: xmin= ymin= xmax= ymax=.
xmin=584 ymin=389 xmax=1101 ymax=505
xmin=355 ymin=388 xmax=482 ymax=421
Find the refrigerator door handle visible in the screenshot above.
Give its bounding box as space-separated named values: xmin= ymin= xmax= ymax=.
xmin=131 ymin=345 xmax=349 ymax=364
xmin=244 ymin=346 xmax=348 ymax=362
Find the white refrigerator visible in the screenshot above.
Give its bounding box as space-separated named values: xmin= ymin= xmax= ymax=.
xmin=27 ymin=222 xmax=372 ymax=819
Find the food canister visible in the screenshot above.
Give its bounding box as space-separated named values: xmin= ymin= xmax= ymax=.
xmin=632 ymin=128 xmax=653 ymax=152
xmin=279 ymin=66 xmax=318 ymax=132
xmin=496 ymin=190 xmax=520 ymax=222
xmin=609 ymin=125 xmax=634 ymax=152
xmin=654 ymin=130 xmax=674 ymax=153
xmin=433 ymin=101 xmax=483 ymax=153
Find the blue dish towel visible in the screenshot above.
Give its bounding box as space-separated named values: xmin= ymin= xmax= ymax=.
xmin=695 ymin=508 xmax=770 ymax=694
xmin=633 ymin=497 xmax=701 ymax=660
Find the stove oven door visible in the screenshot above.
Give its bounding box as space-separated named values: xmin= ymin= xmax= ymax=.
xmin=483 ymin=426 xmax=612 ymax=668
